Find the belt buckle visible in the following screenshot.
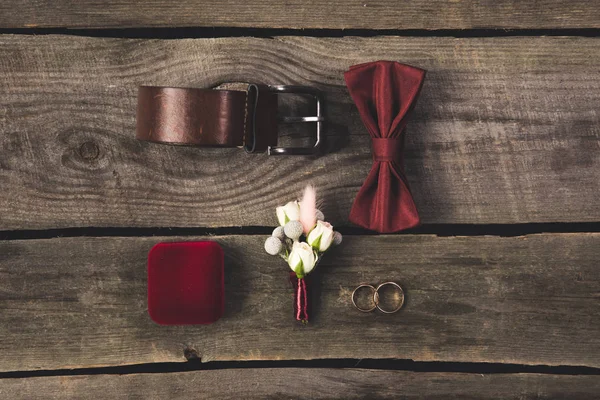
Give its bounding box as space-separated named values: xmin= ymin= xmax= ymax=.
xmin=267 ymin=85 xmax=324 ymax=156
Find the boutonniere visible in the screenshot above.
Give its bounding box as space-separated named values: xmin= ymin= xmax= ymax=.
xmin=264 ymin=185 xmax=342 ymax=323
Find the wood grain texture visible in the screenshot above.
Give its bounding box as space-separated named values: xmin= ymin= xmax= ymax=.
xmin=0 ymin=1 xmax=599 ymax=29
xmin=1 ymin=369 xmax=599 ymax=400
xmin=0 ymin=35 xmax=599 ymax=230
xmin=0 ymin=233 xmax=598 ymax=371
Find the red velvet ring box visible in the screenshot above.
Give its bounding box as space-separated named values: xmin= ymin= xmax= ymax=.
xmin=147 ymin=241 xmax=224 ymax=325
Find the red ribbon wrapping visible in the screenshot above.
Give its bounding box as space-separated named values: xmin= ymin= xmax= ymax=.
xmin=290 ymin=272 xmax=309 ymax=323
xmin=344 ymin=61 xmax=426 ymax=233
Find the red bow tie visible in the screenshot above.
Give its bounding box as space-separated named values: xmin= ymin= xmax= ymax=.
xmin=344 ymin=61 xmax=426 ymax=233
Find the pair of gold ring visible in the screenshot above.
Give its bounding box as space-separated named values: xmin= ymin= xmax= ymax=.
xmin=351 ymin=282 xmax=405 ymax=313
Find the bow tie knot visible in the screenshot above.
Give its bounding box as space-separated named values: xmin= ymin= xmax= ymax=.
xmin=372 ymin=138 xmax=403 ymax=162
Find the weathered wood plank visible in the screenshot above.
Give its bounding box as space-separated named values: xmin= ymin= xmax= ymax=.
xmin=1 ymin=369 xmax=599 ymax=399
xmin=0 ymin=1 xmax=598 ymax=29
xmin=0 ymin=233 xmax=597 ymax=371
xmin=0 ymin=35 xmax=598 ymax=230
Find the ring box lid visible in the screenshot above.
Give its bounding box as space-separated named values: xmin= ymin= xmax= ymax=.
xmin=147 ymin=241 xmax=224 ymax=325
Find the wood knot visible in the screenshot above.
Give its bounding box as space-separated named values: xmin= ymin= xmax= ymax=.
xmin=78 ymin=141 xmax=100 ymax=161
xmin=183 ymin=347 xmax=200 ymax=361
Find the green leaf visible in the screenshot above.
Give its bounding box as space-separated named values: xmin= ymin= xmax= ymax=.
xmin=294 ymin=259 xmax=305 ymax=279
xmin=296 ymin=263 xmax=305 ymax=277
xmin=311 ymin=233 xmax=322 ymax=251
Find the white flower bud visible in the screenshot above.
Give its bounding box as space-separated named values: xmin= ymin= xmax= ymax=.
xmin=284 ymin=220 xmax=303 ymax=241
xmin=264 ymin=236 xmax=283 ymax=256
xmin=332 ymin=231 xmax=343 ymax=246
xmin=288 ymin=241 xmax=317 ymax=277
xmin=276 ymin=201 xmax=300 ymax=226
xmin=272 ymin=226 xmax=285 ymax=241
xmin=315 ymin=209 xmax=325 ymax=221
xmin=307 ymin=220 xmax=335 ymax=252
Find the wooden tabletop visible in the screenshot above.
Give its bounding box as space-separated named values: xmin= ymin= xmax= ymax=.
xmin=0 ymin=2 xmax=598 ymax=399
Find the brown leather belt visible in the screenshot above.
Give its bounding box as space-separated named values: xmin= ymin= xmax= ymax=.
xmin=136 ymin=83 xmax=324 ymax=155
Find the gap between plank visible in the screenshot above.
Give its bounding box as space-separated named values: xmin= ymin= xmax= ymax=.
xmin=0 ymin=359 xmax=598 ymax=380
xmin=0 ymin=27 xmax=599 ymax=39
xmin=0 ymin=222 xmax=599 ymax=241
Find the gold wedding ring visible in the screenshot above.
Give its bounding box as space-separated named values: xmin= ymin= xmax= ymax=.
xmin=351 ymin=284 xmax=377 ymax=312
xmin=375 ymin=282 xmax=404 ymax=314
xmin=351 ymin=281 xmax=404 ymax=314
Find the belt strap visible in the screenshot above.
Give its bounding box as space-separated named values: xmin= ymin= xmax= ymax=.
xmin=136 ymin=84 xmax=278 ymax=152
